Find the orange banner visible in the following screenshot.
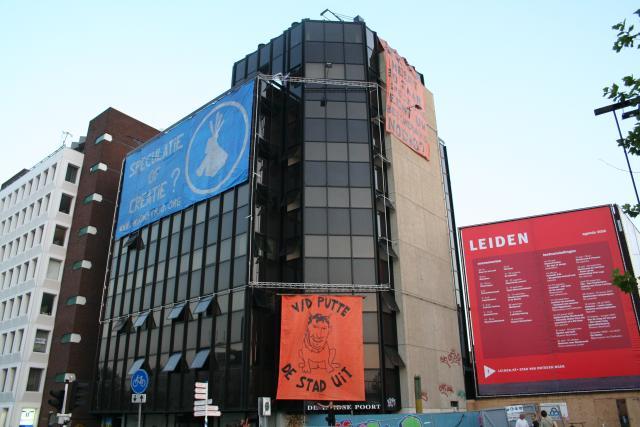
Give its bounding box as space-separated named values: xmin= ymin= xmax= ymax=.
xmin=380 ymin=38 xmax=430 ymax=160
xmin=276 ymin=295 xmax=364 ymax=401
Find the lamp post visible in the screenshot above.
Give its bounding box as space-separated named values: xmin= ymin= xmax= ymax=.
xmin=594 ymin=98 xmax=640 ymax=206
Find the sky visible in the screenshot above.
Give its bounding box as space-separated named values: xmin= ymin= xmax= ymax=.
xmin=1 ymin=0 xmax=639 ymax=228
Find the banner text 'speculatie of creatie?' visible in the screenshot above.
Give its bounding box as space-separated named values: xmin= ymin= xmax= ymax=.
xmin=115 ymin=80 xmax=255 ymax=239
xmin=380 ymin=38 xmax=430 ymax=160
xmin=277 ymin=294 xmax=365 ymax=401
xmin=460 ymin=206 xmax=640 ymax=396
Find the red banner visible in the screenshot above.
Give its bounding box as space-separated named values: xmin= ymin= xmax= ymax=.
xmin=276 ymin=295 xmax=364 ymax=401
xmin=460 ymin=206 xmax=640 ymax=395
xmin=380 ymin=38 xmax=430 ymax=160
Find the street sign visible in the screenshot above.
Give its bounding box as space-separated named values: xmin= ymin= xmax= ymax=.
xmin=194 ymin=404 xmax=218 ymax=411
xmin=194 ymin=392 xmax=208 ymax=400
xmin=194 ymin=410 xmax=221 ymax=417
xmin=195 ymin=382 xmax=208 ymax=389
xmin=132 ymin=394 xmax=147 ymax=404
xmin=131 ymin=369 xmax=149 ymax=394
xmin=194 ymin=399 xmax=213 ymax=406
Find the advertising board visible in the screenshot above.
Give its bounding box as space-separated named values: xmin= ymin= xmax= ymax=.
xmin=460 ymin=206 xmax=640 ymax=395
xmin=115 ymin=80 xmax=255 ymax=239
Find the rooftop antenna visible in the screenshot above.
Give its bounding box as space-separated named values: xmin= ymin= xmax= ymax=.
xmin=61 ymin=131 xmax=73 ymax=147
xmin=320 ymin=9 xmax=348 ymax=21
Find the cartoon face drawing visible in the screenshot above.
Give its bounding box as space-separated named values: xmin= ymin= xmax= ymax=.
xmin=298 ymin=313 xmax=340 ymax=373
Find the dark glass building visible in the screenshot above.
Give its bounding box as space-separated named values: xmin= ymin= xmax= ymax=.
xmin=94 ymin=17 xmax=465 ymax=427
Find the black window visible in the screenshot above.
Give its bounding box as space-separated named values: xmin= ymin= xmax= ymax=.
xmin=65 ymin=164 xmax=79 ymax=183
xmin=325 ymin=43 xmax=344 ymax=63
xmin=345 ymin=43 xmax=364 ymax=64
xmin=40 ymin=293 xmax=55 ymax=315
xmin=325 ymin=22 xmax=343 ymax=42
xmin=344 ymin=24 xmax=363 ymax=43
xmin=26 ymin=368 xmax=43 ymax=391
xmin=305 ymin=22 xmax=323 ymax=41
xmin=305 ymin=42 xmax=324 ymax=62
xmin=59 ymin=194 xmax=73 ymax=214
xmin=304 ymin=258 xmax=327 ymax=283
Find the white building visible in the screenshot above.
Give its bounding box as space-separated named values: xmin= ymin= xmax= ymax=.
xmin=0 ymin=145 xmax=83 ymax=427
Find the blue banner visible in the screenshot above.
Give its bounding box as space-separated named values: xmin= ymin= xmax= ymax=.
xmin=115 ymin=80 xmax=255 ymax=239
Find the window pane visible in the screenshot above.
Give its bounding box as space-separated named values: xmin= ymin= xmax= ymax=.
xmin=350 ymin=189 xmax=372 ymax=208
xmin=353 ymin=259 xmax=376 ymax=285
xmin=327 ymin=143 xmax=348 ymax=161
xmin=326 ymin=162 xmax=348 ymax=186
xmin=349 ymin=163 xmax=371 ymax=187
xmin=305 ymin=142 xmax=326 ymax=161
xmin=352 ymin=236 xmax=375 ymax=258
xmin=329 ymin=258 xmax=351 ymax=284
xmin=305 ymin=63 xmax=325 ymax=79
xmin=65 ymin=165 xmax=79 ymax=183
xmin=304 ymin=187 xmax=327 ymax=207
xmin=348 ymin=144 xmax=369 ymax=162
xmin=326 ymin=119 xmax=347 ymax=142
xmin=304 ymin=118 xmax=325 ymax=141
xmin=326 ymin=64 xmax=345 ymax=80
xmin=348 ymin=120 xmax=369 ymax=143
xmin=304 ymin=162 xmax=326 ymax=186
xmin=351 ymin=209 xmax=374 ymax=235
xmin=46 ymin=259 xmax=62 ymax=280
xmin=363 ymin=312 xmax=379 ymax=342
xmin=305 ymin=42 xmax=324 ymax=62
xmin=346 ymin=64 xmax=366 ymax=81
xmin=345 ymin=43 xmax=364 ymax=64
xmin=328 ymin=209 xmax=350 ymax=235
xmin=324 ymin=22 xmax=343 ymax=42
xmin=327 ymin=187 xmax=349 ymax=208
xmin=304 ymin=235 xmax=327 ymax=258
xmin=305 ymin=22 xmax=323 ymax=41
xmin=304 ymin=208 xmax=327 ymax=235
xmin=328 ymin=236 xmax=350 ymax=258
xmin=305 ymin=100 xmax=325 ymax=118
xmin=325 ymin=43 xmax=344 ymax=63
xmin=344 ymin=24 xmax=363 ymax=43
xmin=304 ymin=258 xmax=328 ymax=283
xmin=347 ymin=103 xmax=367 ymax=120
xmin=326 ymin=102 xmax=346 ymax=119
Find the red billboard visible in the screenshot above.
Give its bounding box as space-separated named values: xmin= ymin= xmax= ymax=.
xmin=460 ymin=206 xmax=640 ymax=395
xmin=276 ymin=294 xmax=365 ymax=401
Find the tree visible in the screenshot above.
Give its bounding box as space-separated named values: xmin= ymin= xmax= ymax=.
xmin=604 ymin=9 xmax=640 ymax=293
xmin=603 ymin=9 xmax=640 ymax=216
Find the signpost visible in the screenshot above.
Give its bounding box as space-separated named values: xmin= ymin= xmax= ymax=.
xmin=193 ymin=382 xmax=221 ymax=427
xmin=130 ymin=369 xmax=149 ymax=427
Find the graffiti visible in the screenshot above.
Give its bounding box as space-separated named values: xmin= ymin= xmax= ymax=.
xmin=439 ymin=349 xmax=462 ymax=367
xmin=420 ymin=391 xmax=429 ymax=402
xmin=386 ymin=397 xmax=397 ymax=409
xmin=355 ymin=415 xmax=422 ymax=427
xmin=438 ymin=383 xmax=454 ymax=396
xmin=456 ymin=389 xmax=466 ymax=400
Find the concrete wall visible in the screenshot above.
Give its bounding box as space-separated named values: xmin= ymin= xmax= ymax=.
xmin=386 ymin=86 xmax=466 ymax=411
xmin=468 ymin=391 xmax=640 ymax=427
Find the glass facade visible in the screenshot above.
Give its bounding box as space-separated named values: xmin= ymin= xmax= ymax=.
xmin=96 ymin=19 xmax=407 ymax=424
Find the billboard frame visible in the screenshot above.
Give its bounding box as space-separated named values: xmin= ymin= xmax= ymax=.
xmin=458 ymin=204 xmax=640 ymax=397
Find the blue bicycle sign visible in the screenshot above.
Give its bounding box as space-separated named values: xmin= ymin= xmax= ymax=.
xmin=131 ymin=369 xmax=149 ymax=394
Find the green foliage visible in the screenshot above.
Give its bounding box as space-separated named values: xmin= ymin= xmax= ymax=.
xmin=611 ymin=268 xmax=638 ymax=294
xmin=603 ymin=9 xmax=640 ymax=217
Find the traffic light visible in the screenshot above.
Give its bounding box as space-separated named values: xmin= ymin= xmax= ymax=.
xmin=67 ymin=381 xmax=89 ymax=411
xmin=48 ymin=389 xmax=65 ymax=412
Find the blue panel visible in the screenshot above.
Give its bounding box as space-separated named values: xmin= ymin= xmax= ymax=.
xmin=115 ymin=80 xmax=255 ymax=239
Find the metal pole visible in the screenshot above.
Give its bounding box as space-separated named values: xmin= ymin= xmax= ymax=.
xmin=613 ymin=110 xmax=640 ymax=206
xmin=137 ymin=403 xmax=142 ymax=427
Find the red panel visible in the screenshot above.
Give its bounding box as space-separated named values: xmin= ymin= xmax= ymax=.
xmin=460 ymin=206 xmax=640 ymax=394
xmin=277 ymin=295 xmax=365 ymax=401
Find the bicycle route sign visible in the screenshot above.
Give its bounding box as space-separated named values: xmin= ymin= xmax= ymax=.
xmin=131 ymin=369 xmax=149 ymax=394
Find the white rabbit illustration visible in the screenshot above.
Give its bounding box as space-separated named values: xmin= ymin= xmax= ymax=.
xmin=196 ymin=112 xmax=228 ymax=177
